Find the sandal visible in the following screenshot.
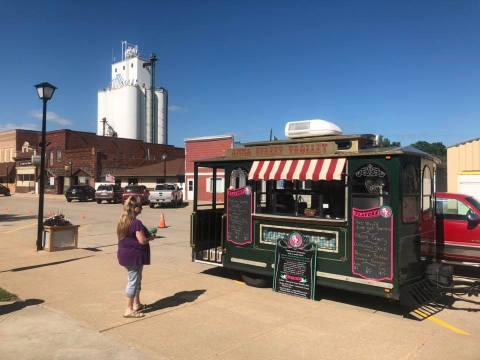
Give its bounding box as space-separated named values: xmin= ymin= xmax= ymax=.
xmin=133 ymin=304 xmax=147 ymax=312
xmin=123 ymin=311 xmax=145 ymax=318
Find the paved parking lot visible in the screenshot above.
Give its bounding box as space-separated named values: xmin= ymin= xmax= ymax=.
xmin=1 ymin=194 xmax=480 ymax=359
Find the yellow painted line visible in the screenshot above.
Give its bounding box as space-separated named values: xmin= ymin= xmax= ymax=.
xmin=233 ymin=280 xmax=245 ymax=286
xmin=414 ymin=309 xmax=470 ymax=336
xmin=2 ymin=221 xmax=37 ymax=234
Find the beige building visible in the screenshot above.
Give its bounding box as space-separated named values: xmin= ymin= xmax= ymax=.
xmin=0 ymin=130 xmax=17 ymax=163
xmin=447 ymin=137 xmax=480 ymax=198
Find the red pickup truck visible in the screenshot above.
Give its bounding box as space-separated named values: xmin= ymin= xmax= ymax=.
xmin=426 ymin=192 xmax=480 ymax=265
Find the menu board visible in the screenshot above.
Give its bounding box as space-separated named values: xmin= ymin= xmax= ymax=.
xmin=352 ymin=207 xmax=393 ymax=281
xmin=273 ymin=233 xmax=317 ymax=300
xmin=226 ymin=186 xmax=252 ymax=245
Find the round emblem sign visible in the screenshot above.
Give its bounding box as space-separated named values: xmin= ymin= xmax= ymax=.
xmin=288 ymin=232 xmax=304 ymax=249
xmin=379 ymin=206 xmax=392 ymax=218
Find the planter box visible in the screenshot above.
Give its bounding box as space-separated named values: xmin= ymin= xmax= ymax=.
xmin=43 ymin=225 xmax=79 ymax=251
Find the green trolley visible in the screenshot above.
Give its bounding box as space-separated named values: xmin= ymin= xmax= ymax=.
xmin=190 ymin=132 xmax=438 ymax=303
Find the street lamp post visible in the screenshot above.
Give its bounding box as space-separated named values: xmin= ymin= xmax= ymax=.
xmin=161 ymin=153 xmax=167 ymax=183
xmin=35 ymin=82 xmax=57 ymax=251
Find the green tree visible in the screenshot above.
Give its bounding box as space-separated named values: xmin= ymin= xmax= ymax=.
xmin=411 ymin=141 xmax=447 ymax=161
xmin=379 ymin=137 xmax=401 ymax=147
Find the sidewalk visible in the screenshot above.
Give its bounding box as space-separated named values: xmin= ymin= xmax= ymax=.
xmin=10 ymin=192 xmax=65 ymax=200
xmin=0 ymin=300 xmax=154 ymax=360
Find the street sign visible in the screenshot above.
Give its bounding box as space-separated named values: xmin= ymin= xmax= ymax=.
xmin=31 ymin=155 xmax=41 ymax=166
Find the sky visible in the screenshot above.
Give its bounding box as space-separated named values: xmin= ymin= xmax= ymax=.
xmin=0 ymin=0 xmax=479 ymax=147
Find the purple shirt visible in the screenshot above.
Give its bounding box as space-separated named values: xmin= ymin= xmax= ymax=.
xmin=117 ymin=219 xmax=151 ymax=267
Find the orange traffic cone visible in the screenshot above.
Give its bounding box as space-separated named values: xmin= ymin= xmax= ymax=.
xmin=158 ymin=213 xmax=167 ymax=228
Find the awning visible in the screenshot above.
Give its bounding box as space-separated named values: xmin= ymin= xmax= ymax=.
xmin=248 ymin=158 xmax=346 ymax=181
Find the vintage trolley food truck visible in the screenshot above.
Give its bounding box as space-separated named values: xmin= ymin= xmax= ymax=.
xmin=190 ymin=129 xmax=438 ymax=303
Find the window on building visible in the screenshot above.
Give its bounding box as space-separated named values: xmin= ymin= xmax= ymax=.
xmin=207 ymin=178 xmax=224 ymax=193
xmin=131 ymin=63 xmax=133 ymax=68
xmin=123 ymin=65 xmax=125 ymax=70
xmin=115 ymin=68 xmax=117 ymax=73
xmin=49 ymin=152 xmax=54 ymax=165
xmin=402 ymin=163 xmax=420 ymax=223
xmin=351 ymin=163 xmax=390 ymax=210
xmin=188 ymin=180 xmax=193 ymax=191
xmin=56 ymin=150 xmax=62 ymax=162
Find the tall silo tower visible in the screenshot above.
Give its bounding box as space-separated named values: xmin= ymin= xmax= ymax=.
xmin=97 ymin=42 xmax=168 ymax=144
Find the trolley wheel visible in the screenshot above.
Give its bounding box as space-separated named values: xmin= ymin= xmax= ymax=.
xmin=241 ymin=273 xmax=270 ymax=288
xmin=149 ymin=203 xmax=154 ymax=208
xmin=96 ymin=200 xmax=101 ymax=204
xmin=67 ymin=198 xmax=72 ymax=203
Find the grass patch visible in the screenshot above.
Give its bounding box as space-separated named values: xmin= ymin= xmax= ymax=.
xmin=0 ymin=287 xmax=18 ymax=302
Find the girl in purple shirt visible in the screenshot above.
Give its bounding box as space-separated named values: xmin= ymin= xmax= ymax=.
xmin=117 ymin=196 xmax=153 ymax=318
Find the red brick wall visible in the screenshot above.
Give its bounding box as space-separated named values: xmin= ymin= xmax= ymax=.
xmin=185 ymin=137 xmax=232 ymax=173
xmin=43 ymin=129 xmax=184 ymax=181
xmin=184 ymin=137 xmax=232 ymax=201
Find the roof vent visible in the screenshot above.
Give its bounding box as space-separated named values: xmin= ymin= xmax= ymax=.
xmin=285 ymin=119 xmax=343 ymax=138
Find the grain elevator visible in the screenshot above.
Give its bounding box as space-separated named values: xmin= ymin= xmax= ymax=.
xmin=97 ymin=42 xmax=168 ymax=144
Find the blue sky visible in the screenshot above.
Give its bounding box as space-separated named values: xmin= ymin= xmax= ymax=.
xmin=1 ymin=0 xmax=479 ymax=147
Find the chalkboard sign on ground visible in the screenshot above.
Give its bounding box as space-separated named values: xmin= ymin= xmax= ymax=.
xmin=273 ymin=233 xmax=317 ymax=300
xmin=227 ymin=186 xmax=253 ymax=245
xmin=352 ymin=206 xmax=393 ymax=281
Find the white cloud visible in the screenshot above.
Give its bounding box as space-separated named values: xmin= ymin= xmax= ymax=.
xmin=29 ymin=110 xmax=73 ymax=126
xmin=168 ymin=104 xmax=187 ymax=113
xmin=0 ymin=122 xmax=39 ymax=131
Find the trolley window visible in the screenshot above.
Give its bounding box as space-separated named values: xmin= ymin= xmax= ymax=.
xmin=401 ymin=163 xmax=420 ymax=223
xmin=422 ymin=166 xmax=432 ymax=211
xmin=248 ymin=159 xmax=347 ymax=219
xmin=351 ymin=163 xmax=390 ymax=210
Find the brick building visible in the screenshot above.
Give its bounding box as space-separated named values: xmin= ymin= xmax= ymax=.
xmin=4 ymin=129 xmax=184 ymax=194
xmin=184 ymin=135 xmax=233 ymax=201
xmin=0 ymin=129 xmax=39 ymax=192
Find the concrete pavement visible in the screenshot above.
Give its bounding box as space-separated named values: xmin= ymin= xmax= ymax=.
xmin=1 ymin=195 xmax=480 ymax=359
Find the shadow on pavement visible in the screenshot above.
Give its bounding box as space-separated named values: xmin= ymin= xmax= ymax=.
xmin=0 ymin=213 xmax=38 ymax=222
xmin=201 ymin=267 xmax=242 ymax=281
xmin=0 ymin=255 xmax=93 ymax=273
xmin=143 ymin=289 xmax=206 ymax=313
xmin=0 ymin=299 xmax=44 ymax=316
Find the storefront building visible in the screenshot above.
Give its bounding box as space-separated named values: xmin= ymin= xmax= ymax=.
xmin=184 ymin=135 xmax=233 ymax=202
xmin=3 ymin=128 xmax=184 ymax=194
xmin=447 ymin=137 xmax=480 ymax=199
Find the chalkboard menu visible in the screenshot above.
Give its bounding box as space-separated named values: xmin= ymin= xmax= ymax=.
xmin=227 ymin=186 xmax=253 ymax=245
xmin=273 ymin=233 xmax=317 ymax=300
xmin=352 ymin=207 xmax=393 ymax=281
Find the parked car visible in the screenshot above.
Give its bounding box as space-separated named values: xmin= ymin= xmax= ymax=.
xmin=424 ymin=192 xmax=480 ymax=265
xmin=95 ymin=184 xmax=123 ymax=204
xmin=65 ymin=185 xmax=96 ymax=202
xmin=122 ymin=185 xmax=150 ymax=205
xmin=0 ymin=184 xmax=11 ymax=196
xmin=149 ymin=183 xmax=183 ymax=208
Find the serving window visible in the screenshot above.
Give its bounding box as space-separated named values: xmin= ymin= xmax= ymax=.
xmin=248 ymin=158 xmax=347 ymax=219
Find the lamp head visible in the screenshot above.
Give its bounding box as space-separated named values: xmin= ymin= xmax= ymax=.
xmin=35 ymin=82 xmax=57 ymax=101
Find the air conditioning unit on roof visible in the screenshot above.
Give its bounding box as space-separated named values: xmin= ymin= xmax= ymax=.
xmin=285 ymin=119 xmax=343 ymax=138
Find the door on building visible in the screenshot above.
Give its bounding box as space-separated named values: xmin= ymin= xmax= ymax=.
xmin=187 ymin=179 xmax=194 ymax=201
xmin=57 ymin=176 xmax=64 ymax=194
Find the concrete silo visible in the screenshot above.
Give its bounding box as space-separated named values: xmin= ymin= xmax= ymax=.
xmin=97 ymin=42 xmax=168 ymax=144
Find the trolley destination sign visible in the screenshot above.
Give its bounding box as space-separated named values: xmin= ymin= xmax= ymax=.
xmin=225 ymin=141 xmax=337 ymax=160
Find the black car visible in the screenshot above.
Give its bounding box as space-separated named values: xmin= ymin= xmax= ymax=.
xmin=65 ymin=185 xmax=96 ymax=202
xmin=0 ymin=184 xmax=11 ymax=196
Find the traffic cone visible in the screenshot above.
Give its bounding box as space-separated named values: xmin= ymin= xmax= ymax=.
xmin=158 ymin=213 xmax=167 ymax=228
